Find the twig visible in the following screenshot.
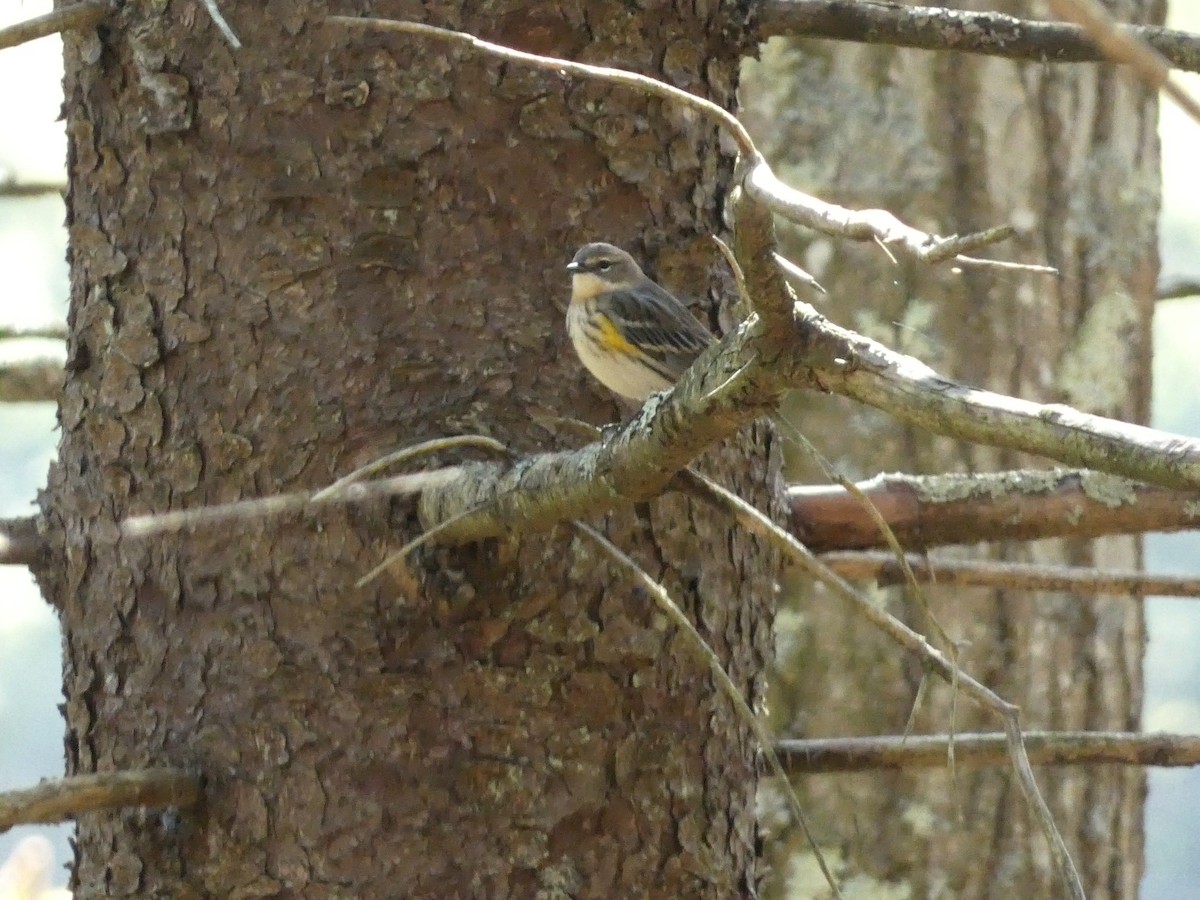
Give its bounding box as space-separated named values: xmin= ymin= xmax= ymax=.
xmin=0 ymin=769 xmax=201 ymax=833
xmin=355 ymin=504 xmax=489 ymax=588
xmin=1157 ymin=277 xmax=1200 ymax=301
xmin=0 ymin=180 xmax=66 ymax=198
xmin=755 ymin=0 xmax=1200 ymax=74
xmin=743 ymin=156 xmax=1039 ymax=271
xmin=0 ymin=0 xmax=109 ymax=52
xmin=572 ymin=521 xmax=843 ymax=899
xmin=200 ymin=0 xmax=241 ymax=49
xmin=821 ymin=551 xmax=1200 ymax=598
xmin=313 ymin=434 xmax=509 ymax=500
xmin=123 ymin=468 xmax=463 ymax=537
xmin=788 ymin=469 xmax=1200 ymax=551
xmin=776 ymin=731 xmax=1200 ymax=774
xmin=326 ymin=16 xmax=756 ymax=157
xmin=0 ymin=341 xmax=66 ymax=403
xmin=0 ymin=323 xmax=69 ymax=341
xmin=1048 ymin=0 xmax=1200 ymax=125
xmin=674 ymin=469 xmax=1084 ymax=900
xmin=0 ymin=516 xmax=41 ymax=567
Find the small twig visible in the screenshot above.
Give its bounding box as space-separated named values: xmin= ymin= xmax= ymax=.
xmin=822 ymin=551 xmax=1200 ymax=598
xmin=755 ymin=0 xmax=1200 ymax=74
xmin=0 ymin=322 xmax=69 ymax=341
xmin=1048 ymin=0 xmax=1200 ymax=125
xmin=772 ymin=251 xmax=826 ymax=294
xmin=123 ymin=468 xmax=463 ymax=537
xmin=0 ymin=0 xmax=110 ymax=52
xmin=0 ymin=340 xmax=66 ymax=403
xmin=572 ymin=521 xmax=844 ymax=899
xmin=0 ymin=769 xmax=201 ymax=833
xmin=744 ymin=165 xmax=1044 ymax=271
xmin=1157 ymin=277 xmax=1200 ymax=301
xmin=313 ymin=434 xmax=509 ymax=500
xmin=0 ymin=180 xmax=66 ymax=198
xmin=776 ymin=731 xmax=1200 ymax=774
xmin=200 ymin=0 xmax=242 ymax=49
xmin=326 ymin=15 xmax=757 ymax=157
xmin=355 ymin=505 xmax=488 ymax=588
xmin=0 ymin=516 xmax=42 ymax=567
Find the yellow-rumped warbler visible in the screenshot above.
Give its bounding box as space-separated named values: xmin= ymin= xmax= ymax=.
xmin=565 ymin=243 xmax=715 ymax=402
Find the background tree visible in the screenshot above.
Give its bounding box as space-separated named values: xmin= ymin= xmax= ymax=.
xmin=743 ymin=0 xmax=1157 ymax=894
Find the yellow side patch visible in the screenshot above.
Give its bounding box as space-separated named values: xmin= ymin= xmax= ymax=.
xmin=594 ymin=314 xmax=638 ymax=354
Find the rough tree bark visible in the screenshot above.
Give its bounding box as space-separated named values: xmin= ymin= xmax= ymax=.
xmin=742 ymin=0 xmax=1157 ymax=896
xmin=36 ymin=1 xmax=781 ymax=896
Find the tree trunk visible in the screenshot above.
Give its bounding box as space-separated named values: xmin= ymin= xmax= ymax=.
xmin=742 ymin=1 xmax=1156 ymax=896
xmin=38 ymin=2 xmax=780 ymax=896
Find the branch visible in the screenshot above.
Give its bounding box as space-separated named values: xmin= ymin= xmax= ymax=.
xmin=0 ymin=516 xmax=42 ymax=567
xmin=1049 ymin=0 xmax=1200 ymax=124
xmin=789 ymin=469 xmax=1200 ymax=551
xmin=0 ymin=0 xmax=110 ymax=52
xmin=0 ymin=769 xmax=201 ymax=833
xmin=821 ymin=551 xmax=1200 ymax=598
xmin=755 ymin=0 xmax=1200 ymax=74
xmin=1158 ymin=277 xmax=1200 ymax=301
xmin=0 ymin=339 xmax=65 ymax=403
xmin=0 ymin=180 xmax=66 ymax=198
xmin=776 ymin=732 xmax=1200 ymax=774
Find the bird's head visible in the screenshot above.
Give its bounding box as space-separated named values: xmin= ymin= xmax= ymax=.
xmin=566 ymin=243 xmax=646 ymax=299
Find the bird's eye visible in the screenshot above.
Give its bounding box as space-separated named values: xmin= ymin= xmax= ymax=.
xmin=596 ymin=260 xmax=612 ymax=272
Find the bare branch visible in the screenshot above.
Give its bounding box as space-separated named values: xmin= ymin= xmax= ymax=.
xmin=776 ymin=732 xmax=1200 ymax=774
xmin=743 ymin=158 xmax=1039 ymax=271
xmin=821 ymin=551 xmax=1200 ymax=598
xmin=123 ymin=467 xmax=463 ymax=537
xmin=0 ymin=180 xmax=65 ymax=198
xmin=755 ymin=0 xmax=1200 ymax=74
xmin=0 ymin=769 xmax=201 ymax=833
xmin=0 ymin=516 xmax=41 ymax=567
xmin=1158 ymin=277 xmax=1200 ymax=301
xmin=1049 ymin=0 xmax=1200 ymax=124
xmin=789 ymin=469 xmax=1200 ymax=551
xmin=0 ymin=0 xmax=110 ymax=52
xmin=0 ymin=340 xmax=65 ymax=403
xmin=0 ymin=323 xmax=68 ymax=341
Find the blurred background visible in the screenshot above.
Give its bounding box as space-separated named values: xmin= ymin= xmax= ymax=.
xmin=0 ymin=1 xmax=1196 ymax=895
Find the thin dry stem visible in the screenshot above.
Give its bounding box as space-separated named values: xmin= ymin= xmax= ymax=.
xmin=675 ymin=469 xmax=1084 ymax=900
xmin=200 ymin=0 xmax=242 ymax=49
xmin=0 ymin=769 xmax=201 ymax=833
xmin=0 ymin=0 xmax=109 ymax=51
xmin=313 ymin=434 xmax=509 ymax=500
xmin=572 ymin=521 xmax=843 ymax=900
xmin=326 ymin=16 xmax=757 ymax=156
xmin=1048 ymin=0 xmax=1200 ymax=125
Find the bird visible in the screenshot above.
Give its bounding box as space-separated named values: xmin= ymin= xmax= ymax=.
xmin=565 ymin=242 xmax=716 ymax=402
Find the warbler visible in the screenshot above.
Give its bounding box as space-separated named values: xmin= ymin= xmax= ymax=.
xmin=565 ymin=243 xmax=716 ymax=402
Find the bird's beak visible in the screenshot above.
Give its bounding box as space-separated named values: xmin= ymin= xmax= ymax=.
xmin=565 ymin=261 xmax=582 ymax=274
